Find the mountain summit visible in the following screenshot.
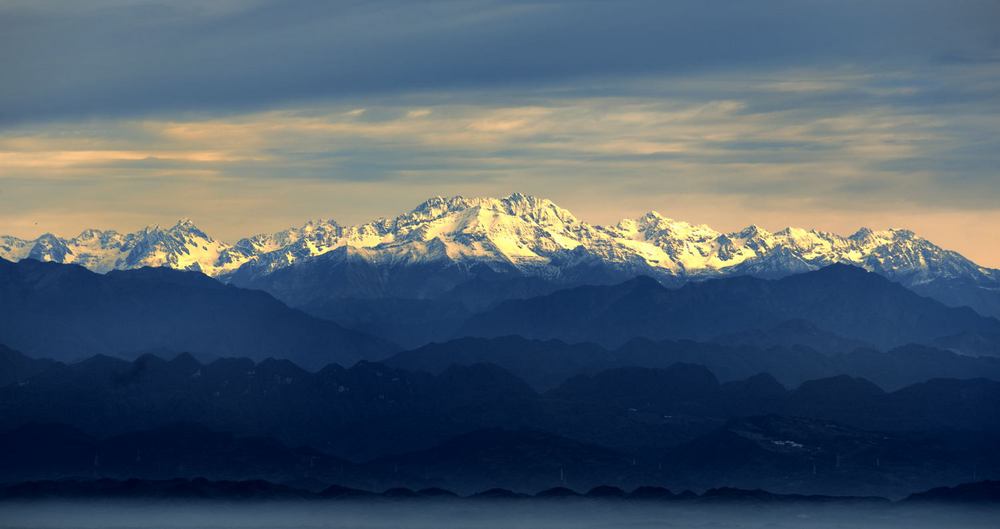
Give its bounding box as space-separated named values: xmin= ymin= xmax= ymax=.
xmin=0 ymin=219 xmax=241 ymax=276
xmin=2 ymin=194 xmax=998 ymax=317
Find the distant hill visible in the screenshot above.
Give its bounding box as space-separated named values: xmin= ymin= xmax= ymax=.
xmin=3 ymin=347 xmax=1000 ymax=496
xmin=386 ymin=336 xmax=1000 ymax=390
xmin=906 ymin=481 xmax=1000 ymax=503
xmin=4 ymin=350 xmax=1000 ymax=463
xmin=0 ymin=258 xmax=396 ymax=368
xmin=386 ymin=336 xmax=610 ymax=390
xmin=711 ymin=319 xmax=873 ymax=353
xmin=0 ymin=422 xmax=371 ymax=487
xmin=665 ymin=415 xmax=1000 ymax=497
xmin=0 ymin=344 xmax=56 ymax=387
xmin=5 ymin=475 xmax=991 ymax=504
xmin=369 ymin=429 xmax=633 ymax=494
xmin=0 ymin=351 xmax=541 ymax=461
xmin=458 ymin=265 xmax=1000 ymax=353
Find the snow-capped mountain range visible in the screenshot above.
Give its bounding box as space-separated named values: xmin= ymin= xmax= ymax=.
xmin=2 ymin=193 xmax=997 ymax=287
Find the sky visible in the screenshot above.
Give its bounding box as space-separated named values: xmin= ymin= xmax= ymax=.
xmin=2 ymin=0 xmax=999 ymax=266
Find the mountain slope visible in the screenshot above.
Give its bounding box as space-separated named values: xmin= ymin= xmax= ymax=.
xmin=0 ymin=422 xmax=372 ymax=487
xmin=4 ymin=194 xmax=998 ymax=319
xmin=386 ymin=336 xmax=611 ymax=390
xmin=0 ymin=344 xmax=57 ymax=387
xmin=458 ymin=265 xmax=1000 ymax=352
xmin=0 ymin=352 xmax=540 ymax=461
xmin=5 ymin=350 xmax=1000 ymax=495
xmin=0 ymin=219 xmax=252 ymax=276
xmin=665 ymin=415 xmax=1000 ymax=497
xmin=0 ymin=258 xmax=395 ymax=367
xmin=385 ymin=336 xmax=1000 ymax=391
xmin=368 ymin=429 xmax=632 ymax=494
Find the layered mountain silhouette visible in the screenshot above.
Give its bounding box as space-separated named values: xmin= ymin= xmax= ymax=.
xmin=662 ymin=415 xmax=1000 ymax=497
xmin=0 ymin=422 xmax=370 ymax=488
xmin=4 ymin=195 xmax=999 ymax=323
xmin=0 ymin=258 xmax=395 ymax=367
xmin=386 ymin=336 xmax=1000 ymax=390
xmin=459 ymin=265 xmax=1000 ymax=353
xmin=4 ymin=350 xmax=999 ymax=449
xmin=2 ymin=350 xmax=999 ymax=496
xmin=368 ymin=429 xmax=632 ymax=494
xmin=0 ymin=343 xmax=56 ymax=387
xmin=0 ymin=350 xmax=541 ymax=461
xmin=8 ymin=258 xmax=998 ymax=363
xmin=4 ymin=218 xmax=1000 ymax=500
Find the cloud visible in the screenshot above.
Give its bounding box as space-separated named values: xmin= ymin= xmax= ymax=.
xmin=1 ymin=1 xmax=999 ymax=265
xmin=2 ymin=0 xmax=999 ymax=123
xmin=2 ymin=66 xmax=996 ymax=208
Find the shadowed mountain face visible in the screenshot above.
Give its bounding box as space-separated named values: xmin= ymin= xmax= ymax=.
xmin=0 ymin=344 xmax=56 ymax=387
xmin=8 ymin=195 xmax=998 ymax=323
xmin=3 ymin=349 xmax=999 ymax=460
xmin=0 ymin=258 xmax=396 ymax=368
xmin=458 ymin=265 xmax=1000 ymax=353
xmin=0 ymin=422 xmax=371 ymax=488
xmin=662 ymin=415 xmax=1000 ymax=497
xmin=386 ymin=337 xmax=611 ymax=390
xmin=367 ymin=429 xmax=633 ymax=494
xmin=906 ymin=481 xmax=1000 ymax=503
xmin=235 ymin=257 xmax=628 ymax=348
xmin=711 ymin=319 xmax=873 ymax=353
xmin=5 ymin=259 xmax=999 ymax=364
xmin=2 ymin=352 xmax=999 ymax=496
xmin=3 ymin=255 xmax=1000 ymax=498
xmin=0 ymin=352 xmax=542 ymax=461
xmin=385 ymin=336 xmax=1000 ymax=391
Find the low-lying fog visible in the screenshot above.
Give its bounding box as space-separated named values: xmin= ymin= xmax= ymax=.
xmin=1 ymin=500 xmax=997 ymax=529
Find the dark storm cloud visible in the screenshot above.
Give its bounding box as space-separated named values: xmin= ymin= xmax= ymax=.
xmin=2 ymin=0 xmax=998 ymax=123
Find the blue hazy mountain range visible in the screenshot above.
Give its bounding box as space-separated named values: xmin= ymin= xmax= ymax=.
xmin=2 ymin=347 xmax=999 ymax=497
xmin=3 ymin=222 xmax=1000 ymax=498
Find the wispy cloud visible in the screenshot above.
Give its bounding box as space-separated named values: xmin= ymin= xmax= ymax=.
xmin=1 ymin=1 xmax=999 ymax=265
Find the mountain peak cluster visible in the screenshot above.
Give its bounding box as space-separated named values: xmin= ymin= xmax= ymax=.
xmin=1 ymin=193 xmax=992 ymax=286
xmin=2 ymin=195 xmax=1000 ymax=497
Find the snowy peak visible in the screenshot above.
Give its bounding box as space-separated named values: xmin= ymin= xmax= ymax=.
xmin=497 ymin=192 xmax=579 ymax=227
xmin=0 ymin=219 xmax=250 ymax=275
xmin=171 ymin=217 xmax=198 ymax=231
xmin=230 ymin=193 xmax=590 ymax=276
xmin=120 ymin=220 xmax=224 ymax=272
xmin=636 ymin=213 xmax=720 ymax=246
xmin=850 ymin=227 xmax=915 ymax=246
xmin=0 ymin=195 xmax=995 ymax=289
xmin=27 ymin=233 xmax=72 ymax=263
xmin=400 ymin=193 xmax=579 ymax=232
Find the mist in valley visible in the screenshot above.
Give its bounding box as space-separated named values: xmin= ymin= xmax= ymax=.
xmin=1 ymin=500 xmax=997 ymax=529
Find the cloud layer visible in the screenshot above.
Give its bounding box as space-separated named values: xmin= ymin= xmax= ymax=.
xmin=1 ymin=1 xmax=999 ymax=265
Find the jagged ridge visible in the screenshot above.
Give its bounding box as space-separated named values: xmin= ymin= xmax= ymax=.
xmin=2 ymin=193 xmax=997 ymax=288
